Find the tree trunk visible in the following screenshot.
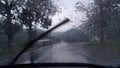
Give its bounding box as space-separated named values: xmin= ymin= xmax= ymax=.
xmin=28 ymin=23 xmax=32 ymax=41
xmin=99 ymin=2 xmax=105 ymax=44
xmin=7 ymin=35 xmax=14 ymax=63
xmin=6 ymin=5 xmax=14 ymax=63
xmin=99 ymin=28 xmax=105 ymax=43
xmin=28 ymin=23 xmax=35 ymax=64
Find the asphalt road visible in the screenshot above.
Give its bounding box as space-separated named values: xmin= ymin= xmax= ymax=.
xmin=0 ymin=41 xmax=120 ymax=67
xmin=16 ymin=42 xmax=103 ymax=65
xmin=16 ymin=42 xmax=89 ymax=64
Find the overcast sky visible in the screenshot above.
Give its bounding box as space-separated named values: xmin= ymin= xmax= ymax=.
xmin=38 ymin=0 xmax=93 ymax=32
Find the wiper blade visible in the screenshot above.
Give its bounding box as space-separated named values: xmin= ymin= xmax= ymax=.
xmin=10 ymin=18 xmax=70 ymax=65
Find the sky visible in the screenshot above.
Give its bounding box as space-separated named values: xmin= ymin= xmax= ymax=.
xmin=0 ymin=0 xmax=93 ymax=32
xmin=38 ymin=0 xmax=93 ymax=32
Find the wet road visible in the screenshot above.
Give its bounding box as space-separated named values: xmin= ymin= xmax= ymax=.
xmin=35 ymin=42 xmax=88 ymax=63
xmin=16 ymin=42 xmax=103 ymax=65
xmin=16 ymin=42 xmax=89 ymax=64
xmin=0 ymin=41 xmax=120 ymax=67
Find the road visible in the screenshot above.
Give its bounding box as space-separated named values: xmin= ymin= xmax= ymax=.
xmin=16 ymin=42 xmax=89 ymax=64
xmin=0 ymin=41 xmax=120 ymax=67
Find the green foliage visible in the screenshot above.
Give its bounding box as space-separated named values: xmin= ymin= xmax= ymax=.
xmin=76 ymin=0 xmax=120 ymax=42
xmin=19 ymin=0 xmax=57 ymax=43
xmin=26 ymin=0 xmax=57 ymax=16
xmin=0 ymin=0 xmax=23 ymax=41
xmin=19 ymin=0 xmax=57 ymax=29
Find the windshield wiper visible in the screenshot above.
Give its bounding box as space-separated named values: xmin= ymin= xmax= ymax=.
xmin=9 ymin=18 xmax=70 ymax=65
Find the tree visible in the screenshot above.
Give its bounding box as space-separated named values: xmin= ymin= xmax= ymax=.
xmin=19 ymin=0 xmax=57 ymax=63
xmin=19 ymin=0 xmax=57 ymax=41
xmin=0 ymin=0 xmax=27 ymax=63
xmin=0 ymin=0 xmax=25 ymax=49
xmin=76 ymin=0 xmax=120 ymax=43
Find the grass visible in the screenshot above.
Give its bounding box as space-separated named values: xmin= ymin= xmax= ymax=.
xmin=87 ymin=40 xmax=120 ymax=48
xmin=0 ymin=46 xmax=24 ymax=60
xmin=0 ymin=30 xmax=28 ymax=59
xmin=84 ymin=40 xmax=120 ymax=62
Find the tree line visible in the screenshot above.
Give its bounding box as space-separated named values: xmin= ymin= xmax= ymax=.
xmin=76 ymin=0 xmax=120 ymax=43
xmin=0 ymin=0 xmax=57 ymax=63
xmin=0 ymin=0 xmax=57 ymax=48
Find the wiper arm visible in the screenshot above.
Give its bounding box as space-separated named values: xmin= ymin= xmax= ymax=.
xmin=10 ymin=18 xmax=70 ymax=65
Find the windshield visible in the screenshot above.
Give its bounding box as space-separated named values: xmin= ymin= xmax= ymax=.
xmin=0 ymin=0 xmax=120 ymax=67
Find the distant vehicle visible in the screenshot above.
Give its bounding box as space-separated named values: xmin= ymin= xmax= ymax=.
xmin=36 ymin=39 xmax=51 ymax=45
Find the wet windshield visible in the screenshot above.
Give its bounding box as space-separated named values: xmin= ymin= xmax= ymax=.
xmin=0 ymin=0 xmax=120 ymax=67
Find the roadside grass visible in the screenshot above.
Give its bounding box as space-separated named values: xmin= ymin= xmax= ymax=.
xmin=0 ymin=46 xmax=23 ymax=60
xmin=87 ymin=40 xmax=120 ymax=48
xmin=0 ymin=44 xmax=39 ymax=60
xmin=85 ymin=40 xmax=120 ymax=62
